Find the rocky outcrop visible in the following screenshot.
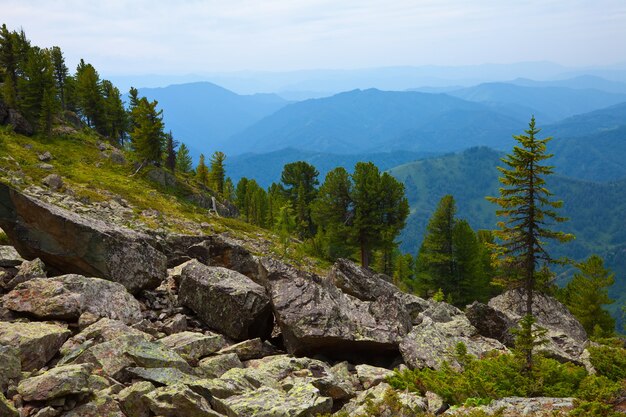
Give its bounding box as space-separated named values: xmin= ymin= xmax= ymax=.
xmin=488 ymin=289 xmax=588 ymax=363
xmin=327 ymin=258 xmax=398 ymax=301
xmin=0 ymin=183 xmax=166 ymax=293
xmin=178 ymin=260 xmax=273 ymax=341
xmin=465 ymin=301 xmax=515 ymax=345
xmin=4 ymin=275 xmax=143 ymax=324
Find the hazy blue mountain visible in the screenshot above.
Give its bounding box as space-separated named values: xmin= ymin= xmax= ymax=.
xmin=446 ymin=83 xmax=626 ymax=123
xmin=227 ymin=148 xmax=435 ymax=188
xmin=543 ymin=101 xmax=626 ymax=138
xmin=509 ymin=75 xmax=626 ymax=94
xmin=224 ymin=89 xmax=523 ymax=155
xmin=137 ymin=82 xmax=288 ymax=159
xmin=388 ymin=147 xmax=626 ymax=328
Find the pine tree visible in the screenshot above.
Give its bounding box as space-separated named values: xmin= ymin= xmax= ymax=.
xmin=50 ymin=46 xmax=68 ymax=110
xmin=130 ymin=97 xmax=164 ymax=165
xmin=0 ymin=25 xmax=30 ymax=107
xmin=101 ymin=80 xmax=128 ymax=144
xmin=561 ymin=255 xmax=615 ymax=337
xmin=487 ymin=116 xmax=573 ymax=370
xmin=209 ymin=151 xmax=226 ymax=195
xmin=19 ymin=47 xmax=58 ymax=134
xmin=175 ymin=143 xmax=193 ymax=173
xmin=196 ymin=154 xmax=209 ymax=186
xmin=223 ymin=177 xmax=235 ymax=201
xmin=164 ymin=131 xmax=178 ymax=172
xmin=280 ymin=161 xmax=319 ymax=238
xmin=75 ymin=59 xmax=104 ymax=128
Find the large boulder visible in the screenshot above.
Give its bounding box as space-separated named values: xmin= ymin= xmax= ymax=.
xmin=17 ymin=363 xmax=95 ymax=401
xmin=327 ymin=258 xmax=398 ymax=301
xmin=0 ymin=246 xmax=24 ymax=267
xmin=0 ymin=345 xmax=21 ymax=392
xmin=488 ymin=289 xmax=588 ymax=363
xmin=7 ymin=109 xmax=33 ymax=136
xmin=159 ymin=331 xmax=226 ymax=363
xmin=446 ymin=397 xmax=575 ymax=416
xmin=0 ymin=183 xmax=166 ymax=293
xmin=465 ymin=301 xmax=515 ymax=345
xmin=3 ymin=275 xmax=143 ymax=324
xmin=144 ymin=383 xmax=221 ymax=417
xmin=178 ymin=260 xmax=273 ymax=341
xmin=263 ymin=258 xmax=411 ymax=360
xmin=0 ymin=321 xmax=70 ymax=371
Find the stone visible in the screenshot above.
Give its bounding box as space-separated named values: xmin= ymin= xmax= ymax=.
xmin=0 ymin=246 xmax=24 ymax=267
xmin=0 ymin=183 xmax=167 ymax=294
xmin=488 ymin=289 xmax=588 ymax=363
xmin=355 ymin=364 xmax=393 ymax=389
xmin=0 ymin=392 xmax=18 ymax=417
xmin=465 ymin=301 xmax=515 ymax=345
xmin=264 ymin=258 xmax=411 ymax=360
xmin=32 ymin=406 xmax=59 ymax=417
xmin=446 ymin=396 xmax=575 ymax=416
xmin=7 ymin=109 xmax=33 ymax=136
xmin=38 ymin=151 xmax=53 ymax=162
xmin=426 ymin=391 xmax=447 ymax=414
xmin=327 ymin=258 xmax=399 ymax=301
xmin=159 ymin=331 xmax=225 ymax=363
xmin=394 ymin=292 xmax=432 ymax=324
xmin=178 ymin=260 xmax=273 ymax=340
xmin=0 ymin=321 xmax=70 ymax=371
xmin=117 ymin=381 xmax=155 ymax=417
xmin=4 ymin=275 xmax=143 ymax=324
xmin=0 ymin=346 xmax=21 ymax=392
xmin=198 ymin=353 xmax=243 ymax=378
xmin=37 ymin=163 xmax=54 ymax=170
xmin=62 ymin=395 xmax=126 ymax=417
xmin=217 ymin=338 xmax=280 ymax=361
xmin=109 ymin=149 xmax=126 ymax=165
xmin=17 ymin=363 xmax=94 ymax=401
xmin=400 ymin=315 xmax=507 ymax=370
xmin=338 ymin=382 xmax=426 ymax=416
xmin=144 ymin=384 xmax=221 ymax=417
xmin=126 ymin=367 xmax=200 ymax=386
xmin=5 ymin=258 xmax=46 ymax=289
xmin=162 ymin=313 xmax=187 ymax=335
xmin=205 ymin=235 xmax=261 ymax=281
xmin=42 ymin=174 xmax=63 ymax=191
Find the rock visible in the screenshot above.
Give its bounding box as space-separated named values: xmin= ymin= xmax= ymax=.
xmin=17 ymin=363 xmax=94 ymax=401
xmin=117 ymin=381 xmax=155 ymax=417
xmin=144 ymin=384 xmax=221 ymax=417
xmin=0 ymin=246 xmax=24 ymax=267
xmin=339 ymin=382 xmax=426 ymax=416
xmin=5 ymin=258 xmax=46 ymax=289
xmin=206 ymin=235 xmax=261 ymax=281
xmin=395 ymin=292 xmax=431 ymax=324
xmin=38 ymin=151 xmax=53 ymax=162
xmin=31 ymin=406 xmax=59 ymax=417
xmin=4 ymin=275 xmax=143 ymax=324
xmin=60 ymin=318 xmax=152 ymax=357
xmin=70 ymin=334 xmax=191 ymax=381
xmin=0 ymin=393 xmax=18 ymax=417
xmin=264 ymin=258 xmax=411 ymax=360
xmin=0 ymin=346 xmax=21 ymax=392
xmin=162 ymin=313 xmax=187 ymax=335
xmin=355 ymin=364 xmax=393 ymax=389
xmin=62 ymin=395 xmax=126 ymax=417
xmin=37 ymin=163 xmax=54 ymax=170
xmin=217 ymin=338 xmax=280 ymax=361
xmin=488 ymin=289 xmax=588 ymax=363
xmin=159 ymin=331 xmax=225 ymax=363
xmin=7 ymin=109 xmax=33 ymax=136
xmin=400 ymin=315 xmax=507 ymax=370
xmin=198 ymin=353 xmax=243 ymax=378
xmin=327 ymin=258 xmax=399 ymax=301
xmin=178 ymin=260 xmax=273 ymax=341
xmin=126 ymin=367 xmax=200 ymax=386
xmin=0 ymin=183 xmax=166 ymax=294
xmin=466 ymin=301 xmax=515 ymax=345
xmin=0 ymin=321 xmax=70 ymax=371
xmin=426 ymin=391 xmax=447 ymax=414
xmin=109 ymin=149 xmax=126 ymax=165
xmin=446 ymin=396 xmax=575 ymax=416
xmin=42 ymin=174 xmax=63 ymax=191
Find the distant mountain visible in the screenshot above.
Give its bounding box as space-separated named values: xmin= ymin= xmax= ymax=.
xmin=224 ymin=89 xmax=523 ymax=155
xmin=137 ymin=82 xmax=288 ymax=159
xmin=446 ymin=83 xmax=626 ymax=123
xmin=509 ymin=75 xmax=626 ymax=94
xmin=543 ymin=101 xmax=626 ymax=138
xmin=227 ymin=148 xmax=435 ymax=188
xmin=388 ymin=147 xmax=626 ymax=328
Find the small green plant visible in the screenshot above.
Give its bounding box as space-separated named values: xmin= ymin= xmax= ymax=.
xmin=432 ymin=288 xmax=445 ymax=302
xmin=0 ymin=229 xmax=9 ymax=245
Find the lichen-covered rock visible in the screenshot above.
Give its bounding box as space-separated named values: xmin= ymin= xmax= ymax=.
xmin=338 ymin=382 xmax=427 ymax=416
xmin=159 ymin=331 xmax=225 ymax=363
xmin=465 ymin=301 xmax=515 ymax=345
xmin=70 ymin=334 xmax=191 ymax=381
xmin=126 ymin=367 xmax=200 ymax=386
xmin=0 ymin=321 xmax=70 ymax=371
xmin=488 ymin=289 xmax=588 ymax=363
xmin=264 ymin=258 xmax=411 ymax=359
xmin=60 ymin=318 xmax=152 ymax=357
xmin=355 ymin=364 xmax=393 ymax=389
xmin=0 ymin=246 xmax=24 ymax=267
xmin=4 ymin=275 xmax=143 ymax=324
xmin=5 ymin=257 xmax=46 ymax=290
xmin=0 ymin=392 xmax=18 ymax=417
xmin=0 ymin=183 xmax=166 ymax=294
xmin=400 ymin=315 xmax=507 ymax=370
xmin=198 ymin=353 xmax=243 ymax=378
xmin=446 ymin=396 xmax=575 ymax=416
xmin=217 ymin=338 xmax=280 ymax=361
xmin=62 ymin=394 xmax=126 ymax=417
xmin=41 ymin=174 xmax=63 ymax=191
xmin=0 ymin=345 xmax=21 ymax=392
xmin=144 ymin=383 xmax=221 ymax=417
xmin=17 ymin=363 xmax=94 ymax=401
xmin=178 ymin=260 xmax=273 ymax=340
xmin=327 ymin=258 xmax=398 ymax=301
xmin=117 ymin=381 xmax=155 ymax=417
xmin=7 ymin=109 xmax=33 ymax=136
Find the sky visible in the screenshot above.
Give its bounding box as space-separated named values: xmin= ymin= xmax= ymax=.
xmin=3 ymin=0 xmax=626 ymax=76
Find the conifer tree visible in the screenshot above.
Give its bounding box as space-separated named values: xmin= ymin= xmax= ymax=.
xmin=487 ymin=116 xmax=573 ymax=370
xmin=223 ymin=177 xmax=235 ymax=201
xmin=101 ymin=80 xmax=128 ymax=144
xmin=175 ymin=143 xmax=193 ymax=173
xmin=209 ymin=151 xmax=226 ymax=195
xmin=50 ymin=46 xmax=68 ymax=110
xmin=196 ymin=154 xmax=209 ymax=185
xmin=75 ymin=59 xmax=104 ymax=128
xmin=130 ymin=97 xmax=164 ymax=165
xmin=164 ymin=131 xmax=178 ymax=172
xmin=19 ymin=47 xmax=58 ymax=134
xmin=280 ymin=161 xmax=319 ymax=238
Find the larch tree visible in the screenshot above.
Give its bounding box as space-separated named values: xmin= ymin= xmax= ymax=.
xmin=487 ymin=116 xmax=573 ymax=370
xmin=50 ymin=46 xmax=68 ymax=110
xmin=279 ymin=161 xmax=319 ymax=238
xmin=164 ymin=131 xmax=178 ymax=172
xmin=130 ymin=97 xmax=165 ymax=165
xmin=175 ymin=143 xmax=193 ymax=173
xmin=196 ymin=154 xmax=210 ymax=186
xmin=209 ymin=151 xmax=226 ymax=195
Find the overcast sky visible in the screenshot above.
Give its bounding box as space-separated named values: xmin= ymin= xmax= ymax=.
xmin=3 ymin=0 xmax=626 ymax=75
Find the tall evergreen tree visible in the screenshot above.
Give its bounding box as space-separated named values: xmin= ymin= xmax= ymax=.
xmin=164 ymin=131 xmax=178 ymax=172
xmin=19 ymin=47 xmax=58 ymax=134
xmin=175 ymin=143 xmax=193 ymax=173
xmin=75 ymin=59 xmax=103 ymax=128
xmin=280 ymin=161 xmax=319 ymax=238
xmin=101 ymin=80 xmax=128 ymax=143
xmin=209 ymin=151 xmax=226 ymax=195
xmin=487 ymin=116 xmax=573 ymax=370
xmin=50 ymin=46 xmax=68 ymax=110
xmin=130 ymin=97 xmax=164 ymax=165
xmin=0 ymin=25 xmax=30 ymax=107
xmin=196 ymin=154 xmax=209 ymax=185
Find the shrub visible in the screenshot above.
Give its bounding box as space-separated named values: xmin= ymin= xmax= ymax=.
xmin=588 ymin=344 xmax=626 ymax=381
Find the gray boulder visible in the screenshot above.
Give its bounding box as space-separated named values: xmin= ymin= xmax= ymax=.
xmin=159 ymin=331 xmax=226 ymax=363
xmin=0 ymin=345 xmax=21 ymax=392
xmin=117 ymin=381 xmax=155 ymax=417
xmin=0 ymin=246 xmax=24 ymax=267
xmin=327 ymin=258 xmax=398 ymax=301
xmin=17 ymin=363 xmax=95 ymax=401
xmin=144 ymin=383 xmax=221 ymax=417
xmin=4 ymin=257 xmax=46 ymax=289
xmin=466 ymin=301 xmax=515 ymax=345
xmin=0 ymin=183 xmax=166 ymax=293
xmin=198 ymin=353 xmax=243 ymax=378
xmin=0 ymin=321 xmax=71 ymax=371
xmin=178 ymin=260 xmax=273 ymax=340
xmin=7 ymin=109 xmax=33 ymax=136
xmin=42 ymin=174 xmax=63 ymax=191
xmin=4 ymin=275 xmax=143 ymax=324
xmin=217 ymin=338 xmax=280 ymax=361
